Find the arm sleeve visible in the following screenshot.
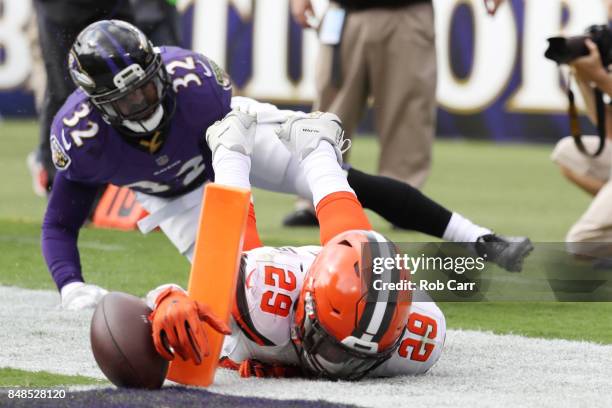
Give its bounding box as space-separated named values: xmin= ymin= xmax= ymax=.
xmin=315 ymin=191 xmax=372 ymax=245
xmin=41 ymin=173 xmax=100 ymax=291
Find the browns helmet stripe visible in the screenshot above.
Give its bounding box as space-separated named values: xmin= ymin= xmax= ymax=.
xmin=371 ymin=234 xmax=401 ymax=343
xmin=367 ymin=231 xmax=401 ymax=343
xmin=351 ymin=232 xmax=380 ymax=340
xmin=350 ymin=231 xmax=402 ymax=345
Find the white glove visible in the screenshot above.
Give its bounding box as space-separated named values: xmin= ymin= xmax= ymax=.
xmin=275 ymin=111 xmax=350 ymax=163
xmin=206 ymin=109 xmax=257 ymax=157
xmin=60 ymin=282 xmax=108 ymax=310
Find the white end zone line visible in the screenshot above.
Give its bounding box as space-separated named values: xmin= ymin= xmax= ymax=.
xmin=1 ymin=286 xmax=610 ymax=408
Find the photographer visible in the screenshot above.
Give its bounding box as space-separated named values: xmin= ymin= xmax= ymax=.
xmin=551 ymin=35 xmax=612 ymax=256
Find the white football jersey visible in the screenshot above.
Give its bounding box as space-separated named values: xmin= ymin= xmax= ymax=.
xmin=222 ymin=245 xmax=319 ymax=365
xmin=221 ymin=245 xmax=447 ymax=377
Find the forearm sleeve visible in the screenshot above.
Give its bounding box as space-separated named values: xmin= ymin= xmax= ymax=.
xmin=41 ymin=173 xmax=100 ymax=291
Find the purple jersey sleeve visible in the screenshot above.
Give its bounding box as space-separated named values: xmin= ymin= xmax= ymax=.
xmin=42 ymin=172 xmax=99 ymax=290
xmin=44 ymin=92 xmax=107 ymax=291
xmin=49 ymin=90 xmax=117 ymax=184
xmin=161 ymin=46 xmax=232 ymax=143
xmin=162 ymin=46 xmax=232 ymax=113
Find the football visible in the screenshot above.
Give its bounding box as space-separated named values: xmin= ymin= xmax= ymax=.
xmin=90 ymin=291 xmax=168 ymax=389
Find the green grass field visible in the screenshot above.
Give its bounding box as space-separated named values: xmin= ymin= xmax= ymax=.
xmin=0 ymin=368 xmax=102 ymax=387
xmin=1 ymin=120 xmax=611 ymax=386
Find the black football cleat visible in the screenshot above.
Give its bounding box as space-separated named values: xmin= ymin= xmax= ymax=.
xmin=474 ymin=234 xmax=534 ymax=272
xmin=282 ymin=208 xmax=319 ymax=227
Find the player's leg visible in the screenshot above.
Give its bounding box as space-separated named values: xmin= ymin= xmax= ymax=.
xmin=347 ymin=166 xmax=451 ymax=237
xmin=283 ymin=8 xmax=369 ymax=226
xmin=275 ymin=112 xmax=373 ymax=244
xmin=248 ymin=114 xmax=531 ymax=270
xmin=249 ymin=132 xmax=314 ymax=200
xmin=346 ymin=166 xmax=532 ymax=271
xmin=251 ymin=131 xmax=518 ymax=245
xmin=247 ymin=107 xmax=442 ymax=231
xmin=137 ymin=108 xmax=531 ymax=271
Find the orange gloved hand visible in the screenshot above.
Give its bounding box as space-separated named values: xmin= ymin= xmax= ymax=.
xmin=148 ymin=287 xmax=231 ymax=365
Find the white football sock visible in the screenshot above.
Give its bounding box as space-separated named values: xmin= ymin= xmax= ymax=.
xmin=212 ymin=146 xmax=251 ymax=190
xmin=442 ymin=213 xmax=492 ymax=243
xmin=301 ymin=142 xmax=354 ymax=207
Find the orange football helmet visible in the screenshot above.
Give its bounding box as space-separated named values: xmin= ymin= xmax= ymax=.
xmin=292 ymin=230 xmax=412 ymax=380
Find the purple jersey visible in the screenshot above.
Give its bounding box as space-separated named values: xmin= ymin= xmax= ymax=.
xmin=43 ymin=47 xmax=232 ymax=290
xmin=50 ymin=46 xmax=230 ymax=195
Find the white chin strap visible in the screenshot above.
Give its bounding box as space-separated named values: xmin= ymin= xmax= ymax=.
xmin=122 ymin=105 xmax=164 ymax=133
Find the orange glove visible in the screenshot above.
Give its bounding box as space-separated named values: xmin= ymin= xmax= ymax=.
xmin=238 ymin=359 xmax=304 ymax=378
xmin=148 ymin=287 xmax=231 ymax=365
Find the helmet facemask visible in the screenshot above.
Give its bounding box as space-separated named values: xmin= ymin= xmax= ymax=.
xmin=292 ymin=292 xmax=400 ymax=381
xmin=83 ymin=51 xmax=173 ymax=137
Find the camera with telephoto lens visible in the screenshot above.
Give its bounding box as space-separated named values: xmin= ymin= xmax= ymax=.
xmin=545 ymin=25 xmax=612 ymax=66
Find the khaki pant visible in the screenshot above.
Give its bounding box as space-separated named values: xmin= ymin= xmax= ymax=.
xmin=315 ymin=2 xmax=436 ymax=188
xmin=551 ymin=136 xmax=612 ymax=255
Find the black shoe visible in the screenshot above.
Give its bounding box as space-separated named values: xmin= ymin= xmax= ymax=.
xmin=475 ymin=234 xmax=534 ymax=272
xmin=282 ymin=208 xmax=319 ymax=227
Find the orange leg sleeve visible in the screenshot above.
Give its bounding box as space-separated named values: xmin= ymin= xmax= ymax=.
xmin=242 ymin=202 xmax=263 ymax=251
xmin=315 ymin=191 xmax=372 ymax=245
